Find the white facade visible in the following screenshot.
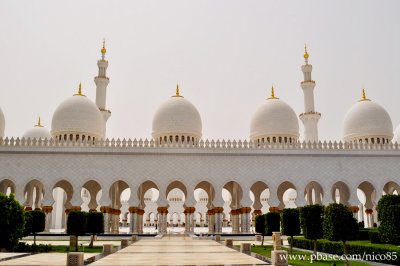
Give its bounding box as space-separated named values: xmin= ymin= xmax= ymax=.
xmin=0 ymin=43 xmax=399 ymax=234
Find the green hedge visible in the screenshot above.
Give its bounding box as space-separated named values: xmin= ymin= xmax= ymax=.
xmin=289 ymin=237 xmax=399 ymax=265
xmin=15 ymin=242 xmax=52 ymax=252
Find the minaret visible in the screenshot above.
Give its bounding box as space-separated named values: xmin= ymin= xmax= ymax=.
xmin=94 ymin=40 xmax=111 ymax=136
xmin=299 ymin=45 xmax=321 ymax=142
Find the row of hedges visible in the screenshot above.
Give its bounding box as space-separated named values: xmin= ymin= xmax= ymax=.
xmin=15 ymin=242 xmax=52 ymax=253
xmin=289 ymin=237 xmax=400 ymax=265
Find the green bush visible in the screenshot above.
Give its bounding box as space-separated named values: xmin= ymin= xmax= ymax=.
xmin=289 ymin=237 xmax=400 ymax=265
xmin=369 ymin=230 xmax=381 ymax=244
xmin=67 ymin=211 xmax=87 ymax=252
xmin=377 ymin=195 xmax=400 ymax=244
xmin=0 ymin=193 xmax=25 ymax=251
xmin=281 ymin=208 xmax=300 ymax=253
xmin=15 ymin=242 xmax=52 ymax=253
xmin=265 ymin=212 xmax=280 ymax=236
xmin=357 ymin=229 xmax=371 ymax=240
xmin=300 ymin=205 xmax=324 ymax=254
xmin=87 ymin=212 xmax=104 ymax=248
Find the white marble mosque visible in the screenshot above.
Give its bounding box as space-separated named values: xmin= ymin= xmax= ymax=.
xmin=0 ymin=42 xmax=399 ymax=235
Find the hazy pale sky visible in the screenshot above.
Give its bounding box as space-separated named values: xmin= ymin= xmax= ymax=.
xmin=1 ymin=0 xmax=400 ymax=141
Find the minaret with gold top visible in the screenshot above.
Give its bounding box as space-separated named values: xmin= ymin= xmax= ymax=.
xmin=94 ymin=40 xmax=111 ymax=134
xmin=299 ymin=45 xmax=321 ymax=142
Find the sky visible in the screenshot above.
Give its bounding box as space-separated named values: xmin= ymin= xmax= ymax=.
xmin=0 ymin=0 xmax=400 ymax=141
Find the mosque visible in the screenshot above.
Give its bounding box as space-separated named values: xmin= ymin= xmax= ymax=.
xmin=0 ymin=42 xmax=399 ymax=235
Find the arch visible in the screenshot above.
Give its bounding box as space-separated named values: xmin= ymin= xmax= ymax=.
xmin=223 ymin=181 xmax=243 ymax=209
xmin=358 ymin=181 xmax=376 ymax=209
xmin=0 ymin=179 xmax=16 ymax=195
xmin=53 ymin=179 xmax=73 ymax=206
xmin=109 ymin=180 xmax=130 ymax=209
xmin=331 ymin=181 xmax=350 ymax=205
xmin=195 ymin=181 xmax=215 ymax=208
xmin=24 ymin=179 xmax=45 ymax=209
xmin=304 ymin=181 xmax=324 ymax=205
xmin=82 ymin=180 xmax=102 ymax=211
xmin=277 ymin=181 xmax=297 ymax=209
xmin=138 ymin=180 xmax=159 ymax=208
xmin=166 ymin=180 xmax=188 ymax=199
xmin=383 ymin=181 xmax=400 ymax=195
xmin=250 ymin=181 xmax=269 ymax=211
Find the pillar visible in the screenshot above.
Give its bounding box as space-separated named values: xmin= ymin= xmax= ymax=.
xmin=137 ymin=208 xmax=144 ymax=233
xmin=110 ymin=208 xmax=121 ymax=233
xmin=214 ymin=207 xmax=223 ymax=234
xmin=157 ymin=207 xmax=168 ymax=234
xmin=350 ymin=206 xmax=359 ymax=221
xmin=269 ymin=206 xmax=280 ymax=213
xmin=42 ymin=205 xmax=53 ymax=232
xmin=230 ymin=209 xmax=240 ymax=234
xmin=240 ymin=207 xmax=251 ymax=233
xmin=207 ymin=209 xmax=215 ymax=234
xmin=184 ymin=207 xmax=195 ymax=233
xmin=100 ymin=206 xmax=111 ymax=233
xmin=129 ymin=207 xmax=139 ymax=234
xmin=365 ymin=209 xmax=373 ymax=228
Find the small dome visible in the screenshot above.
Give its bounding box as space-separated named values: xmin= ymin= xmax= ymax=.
xmin=23 ymin=117 xmax=51 ymax=139
xmin=394 ymin=125 xmax=400 ymax=143
xmin=152 ymin=86 xmax=202 ymax=143
xmin=343 ymin=92 xmax=393 ymax=143
xmin=0 ymin=107 xmax=5 ymax=138
xmin=51 ymin=85 xmax=104 ymax=141
xmin=250 ymin=88 xmax=299 ymax=143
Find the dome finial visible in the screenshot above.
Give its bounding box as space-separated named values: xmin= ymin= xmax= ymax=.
xmin=304 ymin=43 xmax=309 ymax=62
xmin=35 ymin=116 xmax=43 ymax=128
xmin=360 ymin=88 xmax=370 ymax=101
xmin=74 ymin=82 xmax=86 ymax=96
xmin=172 ymin=84 xmax=183 ymax=98
xmin=101 ymin=38 xmax=107 ymax=54
xmin=268 ymin=85 xmax=279 ymax=100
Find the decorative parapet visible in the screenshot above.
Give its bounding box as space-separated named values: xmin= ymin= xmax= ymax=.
xmin=0 ymin=137 xmax=399 ymax=151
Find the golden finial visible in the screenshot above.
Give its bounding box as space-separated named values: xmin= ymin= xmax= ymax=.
xmin=268 ymin=85 xmax=279 ymax=99
xmin=172 ymin=84 xmax=183 ymax=97
xmin=34 ymin=116 xmax=43 ymax=128
xmin=101 ymin=38 xmax=107 ymax=54
xmin=360 ymin=88 xmax=370 ymax=101
xmin=304 ymin=43 xmax=309 ymax=59
xmin=74 ymin=82 xmax=85 ymax=96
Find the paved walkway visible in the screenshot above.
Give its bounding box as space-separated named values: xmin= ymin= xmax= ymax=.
xmin=0 ymin=253 xmax=97 ymax=265
xmin=91 ymin=235 xmax=268 ymax=265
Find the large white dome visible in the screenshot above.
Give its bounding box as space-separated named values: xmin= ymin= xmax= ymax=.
xmin=343 ymin=94 xmax=393 ymax=143
xmin=0 ymin=107 xmax=5 ymax=138
xmin=152 ymin=87 xmax=202 ymax=143
xmin=394 ymin=125 xmax=400 ymax=143
xmin=51 ymin=88 xmax=104 ymax=141
xmin=23 ymin=118 xmax=51 ymax=139
xmin=250 ymin=91 xmax=299 ymax=143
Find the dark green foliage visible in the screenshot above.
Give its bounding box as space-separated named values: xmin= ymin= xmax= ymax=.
xmin=323 ymin=203 xmax=359 ymax=265
xmin=15 ymin=242 xmax=52 ymax=253
xmin=265 ymin=212 xmax=280 ymax=236
xmin=281 ymin=208 xmax=300 ymax=236
xmin=377 ymin=195 xmax=400 ymax=244
xmin=281 ymin=208 xmax=300 ymax=254
xmin=23 ymin=211 xmax=33 ymax=237
xmin=289 ymin=237 xmax=400 ymax=265
xmin=0 ymin=193 xmax=25 ymax=251
xmin=369 ymin=230 xmax=381 ymax=244
xmin=87 ymin=211 xmax=104 ymax=248
xmin=66 ymin=211 xmax=87 ymax=251
xmin=31 ymin=210 xmax=45 ymax=245
xmin=300 ymin=205 xmax=324 ymax=240
xmin=323 ymin=203 xmax=359 ymax=242
xmin=255 ymin=214 xmax=266 ymax=246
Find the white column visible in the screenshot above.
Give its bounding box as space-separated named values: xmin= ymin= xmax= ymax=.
xmin=240 ymin=207 xmax=251 ymax=233
xmin=214 ymin=207 xmax=223 ymax=234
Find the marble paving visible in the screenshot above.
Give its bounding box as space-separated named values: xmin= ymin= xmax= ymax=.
xmin=0 ymin=252 xmax=98 ymax=265
xmin=91 ymin=235 xmax=268 ymax=265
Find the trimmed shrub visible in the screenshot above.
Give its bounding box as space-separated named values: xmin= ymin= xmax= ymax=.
xmin=266 ymin=212 xmax=280 ymax=236
xmin=300 ymin=205 xmax=324 ymax=255
xmin=0 ymin=193 xmax=25 ymax=251
xmin=67 ymin=211 xmax=87 ymax=252
xmin=255 ymin=214 xmax=266 ymax=246
xmin=15 ymin=242 xmax=52 ymax=253
xmin=377 ymin=195 xmax=400 ymax=244
xmin=30 ymin=210 xmax=45 ymax=245
xmin=87 ymin=211 xmax=104 ymax=248
xmin=369 ymin=230 xmax=381 ymax=244
xmin=281 ymin=208 xmax=300 ymax=253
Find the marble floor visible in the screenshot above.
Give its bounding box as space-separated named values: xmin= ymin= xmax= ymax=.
xmin=0 ymin=252 xmax=98 ymax=265
xmin=91 ymin=235 xmax=268 ymax=266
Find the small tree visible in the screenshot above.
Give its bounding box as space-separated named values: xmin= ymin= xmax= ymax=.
xmin=266 ymin=212 xmax=280 ymax=236
xmin=67 ymin=211 xmax=87 ymax=252
xmin=300 ymin=205 xmax=324 ymax=255
xmin=0 ymin=193 xmax=25 ymax=251
xmin=30 ymin=210 xmax=45 ymax=245
xmin=87 ymin=211 xmax=104 ymax=248
xmin=281 ymin=208 xmax=300 ymax=254
xmin=23 ymin=211 xmax=33 ymax=237
xmin=377 ymin=194 xmax=400 ymax=244
xmin=323 ymin=203 xmax=358 ymax=266
xmin=255 ymin=214 xmax=266 ymax=246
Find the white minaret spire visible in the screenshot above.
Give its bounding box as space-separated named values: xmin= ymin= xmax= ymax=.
xmin=95 ymin=39 xmax=111 ymax=136
xmin=299 ymin=44 xmax=321 ymax=142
